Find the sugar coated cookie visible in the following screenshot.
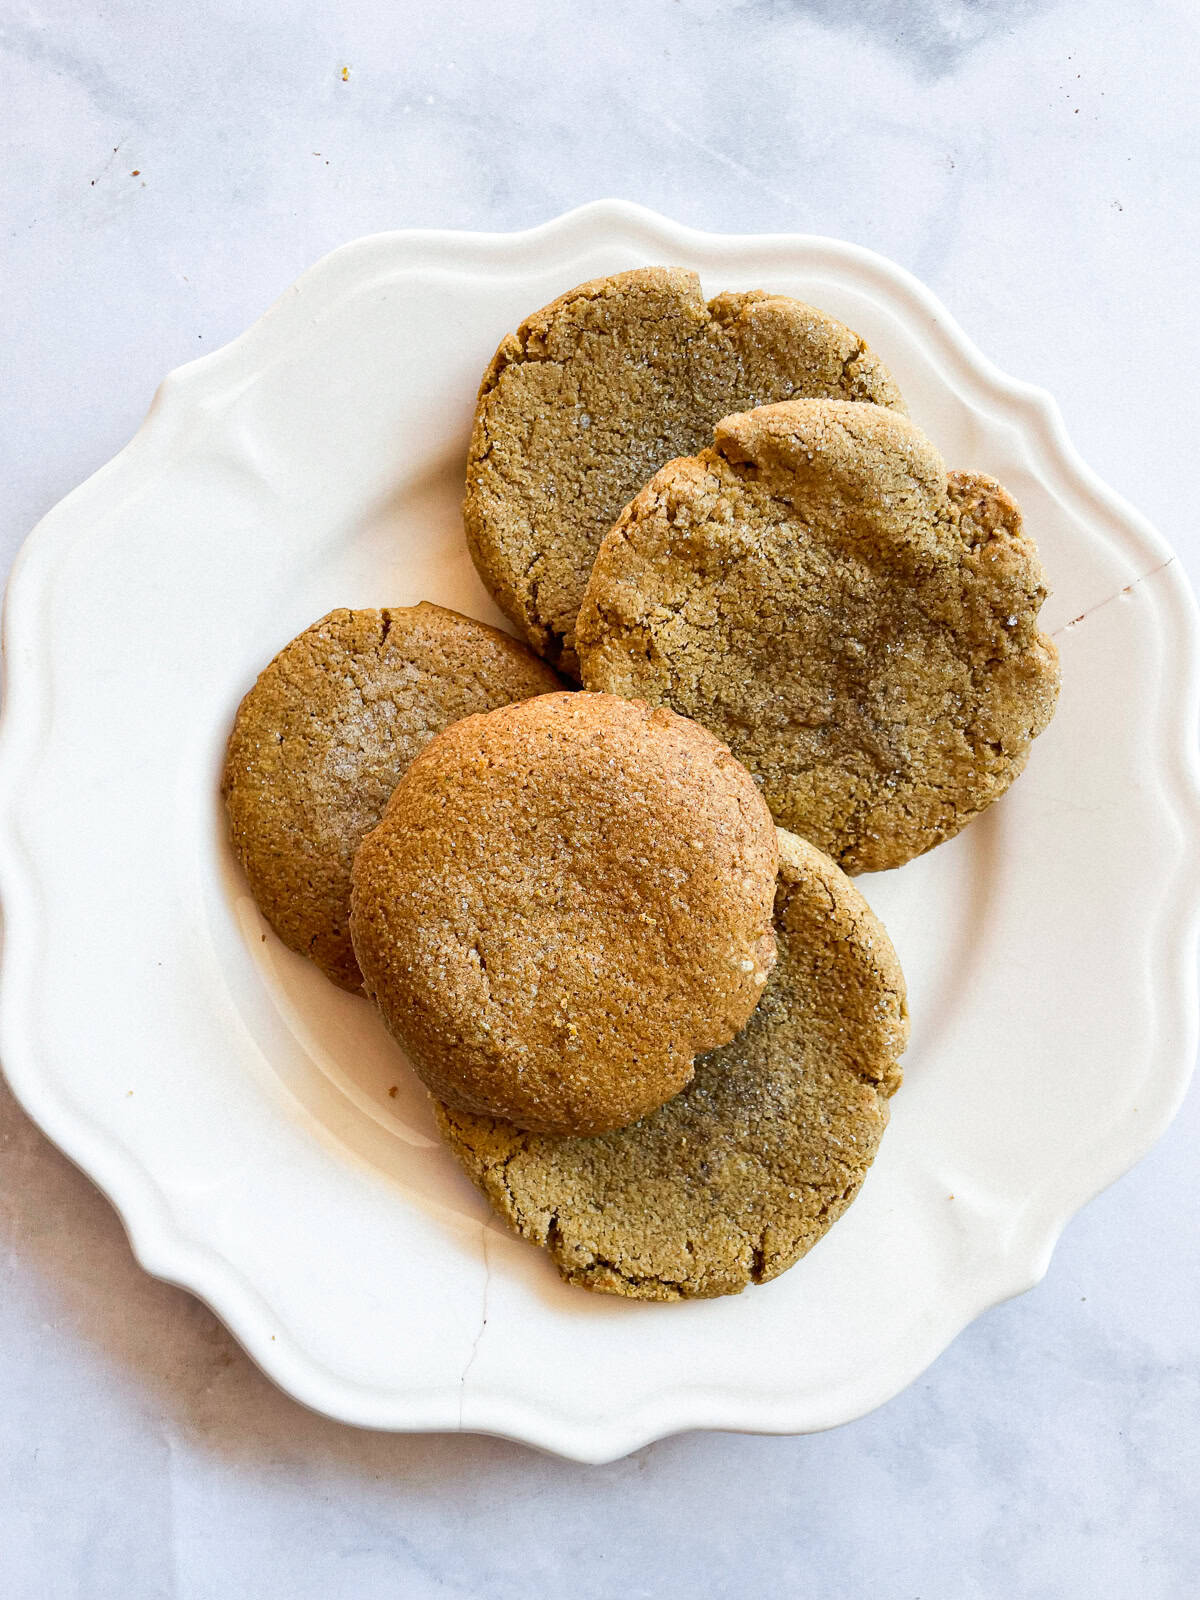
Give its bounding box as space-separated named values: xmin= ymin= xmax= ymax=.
xmin=465 ymin=268 xmax=905 ymax=675
xmin=578 ymin=400 xmax=1060 ymax=871
xmin=436 ymin=828 xmax=908 ymax=1299
xmin=222 ymin=603 xmax=561 ymax=990
xmin=350 ymin=692 xmax=779 ymax=1136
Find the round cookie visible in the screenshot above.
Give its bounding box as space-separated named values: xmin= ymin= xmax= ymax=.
xmin=577 ymin=399 xmax=1060 ymax=873
xmin=350 ymin=692 xmax=779 ymax=1137
xmin=222 ymin=603 xmax=562 ymax=991
xmin=464 ymin=267 xmax=905 ymax=677
xmin=435 ymin=828 xmax=908 ymax=1300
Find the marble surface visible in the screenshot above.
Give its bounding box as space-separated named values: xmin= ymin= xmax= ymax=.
xmin=2 ymin=1 xmax=1198 ymax=1594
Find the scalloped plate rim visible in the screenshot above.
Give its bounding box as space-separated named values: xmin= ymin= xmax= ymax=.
xmin=1 ymin=199 xmax=1198 ymax=1464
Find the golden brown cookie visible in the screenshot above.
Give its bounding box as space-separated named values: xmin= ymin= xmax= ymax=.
xmin=464 ymin=267 xmax=905 ymax=676
xmin=435 ymin=828 xmax=908 ymax=1300
xmin=577 ymin=400 xmax=1060 ymax=872
xmin=222 ymin=603 xmax=562 ymax=991
xmin=349 ymin=692 xmax=779 ymax=1136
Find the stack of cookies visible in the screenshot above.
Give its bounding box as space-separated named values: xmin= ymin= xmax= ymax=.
xmin=223 ymin=269 xmax=1059 ymax=1301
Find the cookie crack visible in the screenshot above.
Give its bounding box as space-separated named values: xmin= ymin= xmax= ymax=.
xmin=570 ymin=1251 xmax=692 ymax=1295
xmin=748 ymin=1177 xmax=861 ymax=1284
xmin=838 ymin=340 xmax=867 ymax=391
xmin=492 ymin=299 xmax=694 ymax=386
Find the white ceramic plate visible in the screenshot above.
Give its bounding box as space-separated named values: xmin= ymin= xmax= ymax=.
xmin=2 ymin=202 xmax=1198 ymax=1464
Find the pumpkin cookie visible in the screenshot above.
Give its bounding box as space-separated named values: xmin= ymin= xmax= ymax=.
xmin=435 ymin=828 xmax=908 ymax=1300
xmin=464 ymin=267 xmax=904 ymax=676
xmin=222 ymin=604 xmax=561 ymax=991
xmin=349 ymin=692 xmax=779 ymax=1137
xmin=577 ymin=400 xmax=1060 ymax=872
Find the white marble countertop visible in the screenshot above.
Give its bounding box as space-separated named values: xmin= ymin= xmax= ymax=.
xmin=2 ymin=2 xmax=1198 ymax=1594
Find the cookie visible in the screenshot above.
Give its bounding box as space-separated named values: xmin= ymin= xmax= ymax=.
xmin=435 ymin=827 xmax=907 ymax=1300
xmin=577 ymin=400 xmax=1060 ymax=872
xmin=222 ymin=603 xmax=562 ymax=991
xmin=349 ymin=692 xmax=779 ymax=1137
xmin=464 ymin=267 xmax=905 ymax=676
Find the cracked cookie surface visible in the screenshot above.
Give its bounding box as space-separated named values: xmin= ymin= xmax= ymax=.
xmin=222 ymin=603 xmax=561 ymax=991
xmin=577 ymin=399 xmax=1060 ymax=872
xmin=464 ymin=267 xmax=905 ymax=676
xmin=435 ymin=828 xmax=908 ymax=1300
xmin=350 ymin=692 xmax=779 ymax=1137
